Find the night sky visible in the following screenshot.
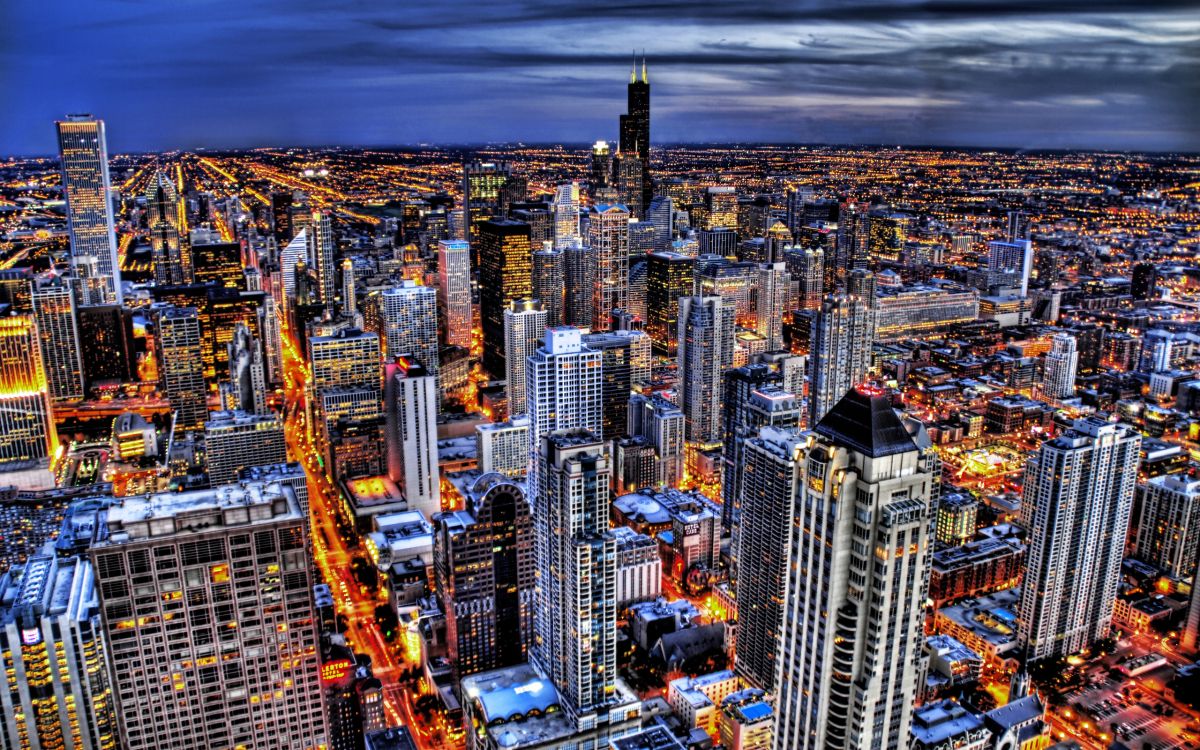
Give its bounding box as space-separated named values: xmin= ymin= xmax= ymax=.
xmin=2 ymin=0 xmax=1198 ymax=155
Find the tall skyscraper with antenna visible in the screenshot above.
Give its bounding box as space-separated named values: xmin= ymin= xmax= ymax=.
xmin=56 ymin=115 xmax=122 ymax=304
xmin=619 ymin=54 xmax=652 ymax=213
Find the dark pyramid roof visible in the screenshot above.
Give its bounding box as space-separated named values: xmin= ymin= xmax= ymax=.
xmin=814 ymin=387 xmax=918 ymax=458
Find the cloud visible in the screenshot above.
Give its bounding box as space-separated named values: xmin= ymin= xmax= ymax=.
xmin=0 ymin=0 xmax=1196 ymax=153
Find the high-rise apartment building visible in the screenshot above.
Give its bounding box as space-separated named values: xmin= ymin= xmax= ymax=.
xmin=56 ymin=115 xmax=122 ymax=305
xmin=475 ymin=416 xmax=530 ymax=479
xmin=156 ymin=306 xmax=209 ymax=432
xmin=532 ymin=246 xmax=565 ymax=328
xmin=534 ymin=430 xmax=623 ymax=726
xmin=646 ymin=251 xmax=694 ymax=356
xmin=384 ymin=358 xmax=440 ymax=519
xmin=733 ymin=426 xmax=804 ymax=692
xmin=564 ymin=243 xmax=595 ymax=328
xmin=146 ymin=170 xmax=193 ymax=286
xmin=756 ymin=262 xmax=788 ymax=351
xmin=588 ymin=204 xmax=631 ymax=331
xmin=986 ymin=239 xmax=1033 ymax=297
xmin=382 ymin=280 xmax=439 ymax=375
xmin=433 ymin=473 xmax=535 ymax=676
xmin=204 ymin=410 xmax=287 ymax=487
xmin=309 ymin=211 xmax=337 ymax=312
xmin=724 ymin=383 xmax=801 ymax=579
xmin=1042 ymin=333 xmax=1078 ymax=403
xmin=582 ymin=329 xmax=651 ymax=440
xmin=553 ymin=182 xmax=582 ymax=246
xmin=31 ymin=273 xmax=84 ymax=401
xmin=677 ymin=296 xmax=735 ymax=444
xmin=1019 ymin=417 xmax=1141 ymax=661
xmin=525 ymin=328 xmax=603 ymax=498
xmin=809 ymin=294 xmax=872 ymax=426
xmin=478 ymin=219 xmax=533 ymax=377
xmin=503 ymin=300 xmax=548 ymax=418
xmin=0 ymin=554 xmax=117 ymax=750
xmin=773 ymin=388 xmax=936 ymax=750
xmin=1134 ymin=472 xmax=1200 ymax=578
xmin=88 ymin=481 xmax=328 ymax=750
xmin=787 ymin=246 xmax=824 ymax=311
xmin=627 ymin=394 xmax=686 ymax=489
xmin=436 ymin=240 xmax=472 ymax=349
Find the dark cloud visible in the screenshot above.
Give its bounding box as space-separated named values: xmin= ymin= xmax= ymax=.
xmin=0 ymin=0 xmax=1196 ymax=154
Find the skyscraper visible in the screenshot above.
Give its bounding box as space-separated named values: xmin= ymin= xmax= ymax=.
xmin=588 ymin=203 xmax=631 ymax=331
xmin=341 ymin=258 xmax=357 ymax=317
xmin=88 ymin=481 xmax=329 ymax=750
xmin=156 ymin=306 xmax=209 ymax=432
xmin=437 ymin=239 xmax=472 ymax=349
xmin=787 ymin=246 xmax=825 ymax=311
xmin=647 ymin=196 xmax=673 ymax=252
xmin=382 ymin=280 xmax=439 ymax=375
xmin=146 ymin=170 xmax=193 ymax=286
xmin=809 ymin=294 xmax=872 ymax=426
xmin=384 ymin=358 xmax=441 ymax=519
xmin=503 ymin=299 xmax=548 ymax=418
xmin=590 ymin=141 xmax=613 ymax=201
xmin=582 ymin=329 xmax=651 ymax=440
xmin=525 ymin=328 xmax=603 ymax=498
xmin=56 ymin=115 xmax=122 ymax=305
xmin=1019 ymin=417 xmax=1141 ymax=661
xmin=553 ymin=182 xmax=582 ymax=246
xmin=734 ymin=425 xmax=804 ymax=691
xmin=1134 ymin=472 xmax=1200 ymax=578
xmin=204 ymin=409 xmax=287 ymax=487
xmin=0 ymin=554 xmax=117 ymax=750
xmin=987 ymin=239 xmax=1034 ymax=297
xmin=627 ymin=393 xmax=686 ymax=488
xmin=478 ymin=219 xmax=533 ymax=377
xmin=773 ymin=388 xmax=936 ymax=750
xmin=619 ymin=55 xmax=652 ymax=212
xmin=226 ymin=321 xmax=267 ymax=414
xmin=719 ymin=362 xmax=796 ymax=530
xmin=532 ymin=246 xmax=565 ymax=327
xmin=704 ymin=187 xmax=738 ymax=230
xmin=677 ymin=296 xmax=735 ymax=444
xmin=756 ymin=262 xmax=788 ymax=350
xmin=279 ymin=228 xmax=309 ymax=311
xmin=462 ymin=160 xmax=513 ymax=250
xmin=646 ymin=251 xmax=694 ymax=356
xmin=31 ymin=273 xmax=84 ymax=401
xmin=564 ymin=243 xmax=595 ymax=328
xmin=1042 ymin=332 xmax=1079 ymax=403
xmin=433 ymin=473 xmax=535 ymax=676
xmin=309 ymin=211 xmax=337 ymax=312
xmin=533 ymin=429 xmax=623 ymax=726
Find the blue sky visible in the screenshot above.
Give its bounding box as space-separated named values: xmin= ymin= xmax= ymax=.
xmin=2 ymin=0 xmax=1197 ymax=155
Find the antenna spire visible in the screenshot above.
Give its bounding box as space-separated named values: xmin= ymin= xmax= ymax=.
xmin=630 ymin=50 xmax=636 ymax=83
xmin=641 ymin=50 xmax=648 ymax=83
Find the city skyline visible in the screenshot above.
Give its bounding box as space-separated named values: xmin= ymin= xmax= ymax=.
xmin=1 ymin=8 xmax=1200 ymax=750
xmin=3 ymin=1 xmax=1199 ymax=155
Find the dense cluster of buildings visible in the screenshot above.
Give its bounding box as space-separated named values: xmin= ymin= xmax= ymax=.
xmin=1 ymin=55 xmax=1200 ymax=750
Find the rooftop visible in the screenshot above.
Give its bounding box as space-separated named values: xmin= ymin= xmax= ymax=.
xmin=96 ymin=480 xmax=300 ymax=545
xmin=815 ymin=387 xmax=918 ymax=458
xmin=911 ymin=700 xmax=986 ymax=746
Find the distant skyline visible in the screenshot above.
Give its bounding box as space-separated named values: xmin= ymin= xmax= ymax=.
xmin=2 ymin=0 xmax=1198 ymax=156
